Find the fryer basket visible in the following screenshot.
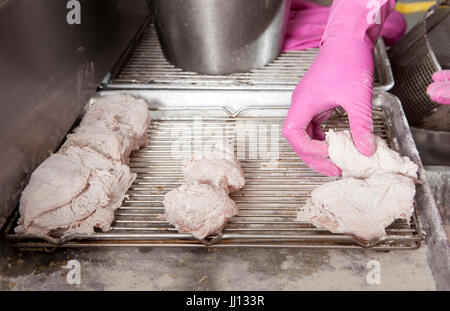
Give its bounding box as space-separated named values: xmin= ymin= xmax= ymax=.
xmin=389 ymin=0 xmax=450 ymax=131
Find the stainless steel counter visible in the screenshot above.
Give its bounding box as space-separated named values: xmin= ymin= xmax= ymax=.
xmin=0 ymin=238 xmax=437 ymax=290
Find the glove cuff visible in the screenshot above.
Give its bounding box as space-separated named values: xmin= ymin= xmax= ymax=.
xmin=320 ymin=0 xmax=396 ymax=48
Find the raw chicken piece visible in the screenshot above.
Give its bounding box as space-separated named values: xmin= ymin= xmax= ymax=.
xmin=62 ymin=94 xmax=150 ymax=163
xmin=82 ymin=94 xmax=149 ymax=148
xmin=63 ymin=122 xmax=133 ymax=163
xmin=182 ymin=142 xmax=245 ymax=193
xmin=65 ymin=206 xmax=115 ymax=235
xmin=165 ymin=142 xmax=244 ymax=239
xmin=297 ymin=173 xmax=415 ymax=241
xmin=163 ymin=183 xmax=238 ymax=239
xmin=296 ymin=130 xmax=419 ymax=241
xmin=15 ymin=147 xmax=136 ymax=235
xmin=16 ymin=152 xmax=90 ymax=233
xmin=327 ymin=130 xmax=418 ymax=179
xmin=16 ymin=94 xmax=149 ymax=237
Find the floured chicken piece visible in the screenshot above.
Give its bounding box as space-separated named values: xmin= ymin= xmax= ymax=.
xmin=16 ymin=94 xmax=149 ymax=237
xmin=297 ymin=129 xmax=419 ymax=241
xmin=164 ymin=141 xmax=245 ymax=239
xmin=63 ymin=124 xmax=132 ymax=164
xmin=297 ymin=173 xmax=415 ymax=241
xmin=82 ymin=94 xmax=149 ymax=148
xmin=327 ymin=130 xmax=418 ymax=179
xmin=15 ymin=147 xmax=136 ymax=236
xmin=64 ymin=205 xmax=115 ymax=235
xmin=62 ymin=94 xmax=150 ymax=163
xmin=163 ymin=183 xmax=238 ymax=239
xmin=182 ymin=142 xmax=245 ymax=193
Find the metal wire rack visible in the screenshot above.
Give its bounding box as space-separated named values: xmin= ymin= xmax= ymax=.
xmin=5 ymin=105 xmax=423 ymax=250
xmin=102 ymin=23 xmax=393 ymax=91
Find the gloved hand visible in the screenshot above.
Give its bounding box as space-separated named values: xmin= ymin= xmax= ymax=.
xmin=283 ymin=0 xmax=395 ymax=176
xmin=283 ymin=0 xmax=406 ymax=52
xmin=427 ymin=70 xmax=450 ymax=105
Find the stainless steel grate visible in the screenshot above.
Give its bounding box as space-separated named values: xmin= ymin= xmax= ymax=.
xmin=103 ymin=24 xmax=393 ymax=91
xmin=5 ymin=106 xmax=423 ymax=250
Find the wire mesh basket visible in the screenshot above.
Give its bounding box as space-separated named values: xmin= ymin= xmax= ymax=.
xmin=389 ymin=0 xmax=450 ymax=131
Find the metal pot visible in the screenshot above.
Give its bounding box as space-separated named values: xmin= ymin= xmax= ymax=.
xmin=148 ymin=0 xmax=291 ymax=75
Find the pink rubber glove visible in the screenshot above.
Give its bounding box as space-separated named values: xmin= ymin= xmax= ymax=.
xmin=282 ymin=1 xmax=330 ymax=51
xmin=283 ymin=0 xmax=406 ymax=52
xmin=427 ymin=70 xmax=450 ymax=105
xmin=283 ymin=0 xmax=395 ymax=176
xmin=380 ymin=10 xmax=407 ymax=46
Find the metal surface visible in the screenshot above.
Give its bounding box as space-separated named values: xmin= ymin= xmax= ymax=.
xmin=0 ymin=238 xmax=439 ymax=291
xmin=389 ymin=0 xmax=450 ymax=131
xmin=411 ymin=127 xmax=450 ymax=166
xmin=425 ymin=165 xmax=450 ymax=239
xmin=148 ymin=0 xmax=291 ymax=75
xmin=0 ymin=0 xmax=149 ymax=231
xmin=5 ymin=92 xmax=424 ymax=250
xmin=102 ymin=23 xmax=393 ymax=91
xmin=379 ymin=94 xmax=450 ymax=288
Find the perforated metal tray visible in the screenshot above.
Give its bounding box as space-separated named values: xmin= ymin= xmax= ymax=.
xmin=389 ymin=0 xmax=450 ymax=131
xmin=5 ymin=92 xmax=425 ymax=250
xmin=101 ymin=23 xmax=394 ymax=92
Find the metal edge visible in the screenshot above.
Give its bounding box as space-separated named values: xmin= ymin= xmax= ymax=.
xmin=388 ymin=20 xmax=427 ymax=62
xmin=376 ymin=92 xmax=450 ymax=290
xmin=101 ymin=27 xmax=394 ymax=92
xmin=98 ymin=16 xmax=153 ymax=90
xmin=373 ymin=38 xmax=395 ymax=92
xmin=5 ymin=205 xmax=421 ymax=248
xmin=12 ymin=241 xmax=421 ymax=251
